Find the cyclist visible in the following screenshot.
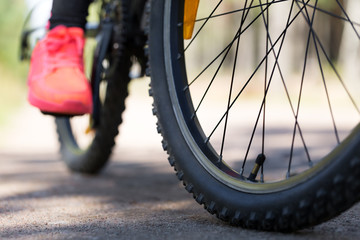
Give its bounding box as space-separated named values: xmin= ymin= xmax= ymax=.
xmin=28 ymin=0 xmax=93 ymax=115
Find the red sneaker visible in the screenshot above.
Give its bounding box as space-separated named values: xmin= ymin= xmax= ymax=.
xmin=28 ymin=25 xmax=93 ymax=115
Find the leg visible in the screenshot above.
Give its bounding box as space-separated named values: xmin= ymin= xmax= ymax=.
xmin=49 ymin=0 xmax=93 ymax=30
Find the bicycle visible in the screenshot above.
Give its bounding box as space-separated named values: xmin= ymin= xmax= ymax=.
xmin=21 ymin=0 xmax=360 ymax=232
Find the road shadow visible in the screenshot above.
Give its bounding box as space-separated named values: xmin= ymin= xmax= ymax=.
xmin=0 ymin=148 xmax=359 ymax=239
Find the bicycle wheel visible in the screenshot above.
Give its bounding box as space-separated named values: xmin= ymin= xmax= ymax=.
xmin=55 ymin=0 xmax=131 ymax=174
xmin=148 ymin=0 xmax=360 ymax=231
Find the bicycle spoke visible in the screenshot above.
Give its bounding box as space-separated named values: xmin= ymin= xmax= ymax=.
xmin=206 ymin=1 xmax=308 ymax=144
xmin=239 ymin=0 xmax=272 ymax=178
xmin=289 ymin=1 xmax=359 ymax=118
xmin=194 ymin=0 xmax=288 ymax=23
xmin=311 ymin=34 xmax=360 ymax=115
xmin=294 ymin=1 xmax=360 ymax=28
xmin=191 ymin=41 xmax=233 ymax=119
xmin=242 ymin=0 xmax=310 ymax=176
xmin=261 ymin=0 xmax=270 ymax=182
xmin=182 ymin=0 xmax=359 ymax=182
xmin=189 ymin=1 xmax=280 ymax=112
xmin=259 ymin=0 xmax=312 ymax=168
xmin=186 ymin=41 xmax=232 ymax=89
xmin=305 ymin=15 xmax=360 ymax=115
xmin=304 ymin=2 xmax=340 ymax=144
xmin=261 ymin=0 xmax=270 ymax=156
xmin=316 ymin=44 xmax=360 ymax=115
xmin=190 ymin=8 xmax=258 ymax=116
xmin=219 ymin=0 xmax=255 ymax=163
xmin=184 ymin=0 xmax=223 ymax=52
xmin=286 ymin=0 xmax=317 ymax=178
xmin=188 ymin=1 xmax=276 ymax=113
xmin=295 ymin=0 xmax=359 ymax=141
xmin=334 ymin=0 xmax=360 ymax=38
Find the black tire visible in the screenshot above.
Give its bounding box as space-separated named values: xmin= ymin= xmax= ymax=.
xmin=55 ymin=57 xmax=131 ymax=174
xmin=55 ymin=0 xmax=132 ymax=174
xmin=149 ymin=0 xmax=360 ymax=231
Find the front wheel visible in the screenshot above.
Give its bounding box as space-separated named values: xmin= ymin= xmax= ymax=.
xmin=149 ymin=0 xmax=360 ymax=231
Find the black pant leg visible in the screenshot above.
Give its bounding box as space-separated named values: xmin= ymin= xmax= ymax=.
xmin=49 ymin=0 xmax=93 ymax=30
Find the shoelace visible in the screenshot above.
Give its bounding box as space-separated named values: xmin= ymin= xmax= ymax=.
xmin=45 ymin=33 xmax=84 ymax=72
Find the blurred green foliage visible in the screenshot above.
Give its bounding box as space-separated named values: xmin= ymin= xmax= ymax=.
xmin=0 ymin=0 xmax=28 ymax=125
xmin=0 ymin=0 xmax=27 ymax=70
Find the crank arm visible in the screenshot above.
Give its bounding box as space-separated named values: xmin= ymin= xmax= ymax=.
xmin=91 ymin=21 xmax=114 ymax=127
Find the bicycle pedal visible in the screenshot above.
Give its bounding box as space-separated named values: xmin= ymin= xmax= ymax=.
xmin=40 ymin=111 xmax=84 ymax=118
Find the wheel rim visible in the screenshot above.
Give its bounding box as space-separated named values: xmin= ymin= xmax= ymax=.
xmin=59 ymin=46 xmax=111 ymax=152
xmin=164 ymin=0 xmax=360 ymax=193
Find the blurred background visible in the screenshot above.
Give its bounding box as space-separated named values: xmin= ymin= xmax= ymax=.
xmin=0 ymin=0 xmax=29 ymax=126
xmin=1 ymin=0 xmax=359 ymax=156
xmin=0 ymin=0 xmax=53 ymax=123
xmin=0 ymin=0 xmax=55 ymax=152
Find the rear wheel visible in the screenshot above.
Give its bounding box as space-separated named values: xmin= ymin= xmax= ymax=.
xmin=55 ymin=55 xmax=131 ymax=174
xmin=55 ymin=0 xmax=131 ymax=174
xmin=149 ymin=0 xmax=360 ymax=231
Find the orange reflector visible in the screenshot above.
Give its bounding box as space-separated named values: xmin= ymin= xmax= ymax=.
xmin=183 ymin=0 xmax=200 ymax=39
xmin=85 ymin=116 xmax=94 ymax=134
xmin=85 ymin=125 xmax=94 ymax=134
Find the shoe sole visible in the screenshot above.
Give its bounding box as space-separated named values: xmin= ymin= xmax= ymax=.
xmin=28 ymin=91 xmax=92 ymax=116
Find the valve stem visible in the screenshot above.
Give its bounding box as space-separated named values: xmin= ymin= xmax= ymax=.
xmin=248 ymin=154 xmax=266 ymax=182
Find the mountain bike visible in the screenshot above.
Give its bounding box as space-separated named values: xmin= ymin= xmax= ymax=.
xmin=21 ymin=0 xmax=360 ymax=232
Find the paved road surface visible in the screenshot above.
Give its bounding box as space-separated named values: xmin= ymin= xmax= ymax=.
xmin=0 ymin=79 xmax=359 ymax=239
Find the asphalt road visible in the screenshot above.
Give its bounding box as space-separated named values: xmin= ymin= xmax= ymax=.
xmin=0 ymin=79 xmax=359 ymax=239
